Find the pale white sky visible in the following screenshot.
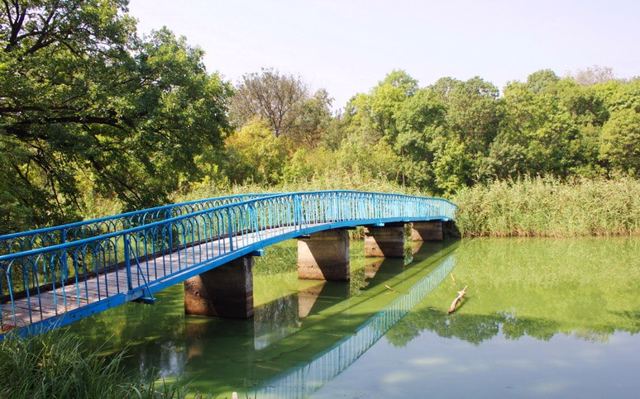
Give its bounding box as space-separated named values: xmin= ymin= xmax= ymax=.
xmin=129 ymin=0 xmax=640 ymax=108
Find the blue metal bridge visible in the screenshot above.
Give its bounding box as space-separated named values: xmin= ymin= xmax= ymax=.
xmin=0 ymin=191 xmax=456 ymax=336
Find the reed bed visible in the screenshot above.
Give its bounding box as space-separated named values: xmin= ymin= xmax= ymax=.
xmin=454 ymin=177 xmax=640 ymax=237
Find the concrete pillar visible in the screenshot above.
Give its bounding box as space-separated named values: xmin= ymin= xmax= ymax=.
xmin=410 ymin=221 xmax=444 ymax=241
xmin=297 ymin=229 xmax=350 ymax=280
xmin=364 ymin=224 xmax=405 ymax=258
xmin=184 ymin=256 xmax=254 ymax=318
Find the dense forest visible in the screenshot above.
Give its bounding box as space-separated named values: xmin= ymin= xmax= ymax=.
xmin=2 ymin=0 xmax=639 ymax=234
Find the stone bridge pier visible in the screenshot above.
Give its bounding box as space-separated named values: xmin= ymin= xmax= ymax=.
xmin=184 ymin=256 xmax=255 ymax=318
xmin=364 ymin=223 xmax=406 ymax=258
xmin=410 ymin=221 xmax=444 ymax=241
xmin=297 ymin=229 xmax=350 ymax=281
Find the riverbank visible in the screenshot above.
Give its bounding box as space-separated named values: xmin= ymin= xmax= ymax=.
xmin=454 ymin=177 xmax=640 ymax=237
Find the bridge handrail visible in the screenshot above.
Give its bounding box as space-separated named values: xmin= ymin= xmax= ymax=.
xmin=0 ymin=193 xmax=270 ymax=253
xmin=0 ymin=190 xmax=455 ymax=261
xmin=0 ymin=190 xmax=456 ymax=332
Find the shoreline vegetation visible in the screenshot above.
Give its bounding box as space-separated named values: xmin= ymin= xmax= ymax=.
xmin=11 ymin=173 xmax=640 ymax=240
xmin=454 ymin=177 xmax=640 ymax=237
xmin=171 ymin=175 xmax=640 ymax=239
xmin=0 ymin=331 xmax=191 ymax=399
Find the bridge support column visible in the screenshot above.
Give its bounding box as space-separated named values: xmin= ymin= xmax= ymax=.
xmin=297 ymin=229 xmax=350 ymax=281
xmin=184 ymin=256 xmax=254 ymax=318
xmin=410 ymin=221 xmax=443 ymax=241
xmin=364 ymin=224 xmax=405 ymax=258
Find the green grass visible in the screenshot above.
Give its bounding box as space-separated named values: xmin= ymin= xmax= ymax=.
xmin=0 ymin=331 xmax=190 ymax=399
xmin=454 ymin=177 xmax=640 ymax=237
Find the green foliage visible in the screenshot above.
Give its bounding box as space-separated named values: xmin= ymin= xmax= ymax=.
xmin=0 ymin=331 xmax=189 ymax=399
xmin=454 ymin=177 xmax=640 ymax=237
xmin=431 ymin=76 xmax=501 ymax=154
xmin=0 ymin=1 xmax=231 ymax=232
xmin=224 ymin=118 xmax=289 ymax=184
xmin=600 ymin=109 xmax=640 ymax=176
xmin=288 ymin=88 xmax=333 ymax=148
xmin=490 ymin=79 xmax=583 ymax=178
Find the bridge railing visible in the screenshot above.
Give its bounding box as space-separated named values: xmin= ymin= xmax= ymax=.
xmin=0 ymin=193 xmax=269 ymax=255
xmin=0 ymin=191 xmax=456 ymax=331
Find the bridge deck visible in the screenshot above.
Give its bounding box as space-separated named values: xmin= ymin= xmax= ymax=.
xmin=1 ymin=224 xmax=305 ymax=330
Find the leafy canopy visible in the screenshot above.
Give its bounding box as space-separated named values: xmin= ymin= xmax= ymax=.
xmin=0 ymin=0 xmax=231 ymax=230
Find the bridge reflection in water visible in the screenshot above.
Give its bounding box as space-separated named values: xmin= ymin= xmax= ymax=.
xmin=69 ymin=241 xmax=457 ymax=397
xmin=251 ymin=251 xmax=455 ymax=398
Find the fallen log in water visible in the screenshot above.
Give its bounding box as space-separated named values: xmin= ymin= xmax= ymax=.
xmin=448 ymin=285 xmax=468 ymax=314
xmin=384 ymin=284 xmax=399 ymax=293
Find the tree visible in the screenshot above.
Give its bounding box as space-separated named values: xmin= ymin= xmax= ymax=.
xmin=368 ymin=70 xmax=418 ymax=141
xmin=393 ymin=89 xmax=447 ymax=189
xmin=225 ymin=119 xmax=289 ymax=184
xmin=526 ymin=69 xmax=560 ymax=93
xmin=489 ymin=81 xmax=583 ymax=178
xmin=600 ymin=109 xmax=640 ymax=176
xmin=573 ymin=66 xmax=615 ymax=85
xmin=341 ymin=70 xmax=418 ymax=144
xmin=0 ymin=0 xmax=231 ymax=230
xmin=430 ymin=76 xmax=501 ymax=155
xmin=229 ymin=69 xmax=308 ymax=137
xmin=593 ymin=78 xmax=640 ymax=113
xmin=288 ymin=88 xmax=333 ymax=148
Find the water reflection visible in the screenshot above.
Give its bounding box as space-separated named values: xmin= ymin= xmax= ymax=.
xmin=253 ymin=281 xmax=349 ymax=350
xmin=69 ymin=239 xmax=457 ymax=397
xmin=67 ymin=237 xmax=640 ymax=398
xmin=252 ymin=254 xmax=455 ymax=398
xmin=386 ymin=237 xmax=640 ymax=347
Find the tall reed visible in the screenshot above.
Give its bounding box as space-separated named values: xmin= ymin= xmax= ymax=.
xmin=454 ymin=177 xmax=640 ymax=237
xmin=0 ymin=331 xmax=188 ymax=399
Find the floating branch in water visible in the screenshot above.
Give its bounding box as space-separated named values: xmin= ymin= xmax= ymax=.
xmin=384 ymin=284 xmax=399 ymax=293
xmin=448 ymin=285 xmax=468 ymax=314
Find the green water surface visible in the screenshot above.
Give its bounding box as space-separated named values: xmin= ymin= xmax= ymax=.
xmin=69 ymin=237 xmax=640 ymax=398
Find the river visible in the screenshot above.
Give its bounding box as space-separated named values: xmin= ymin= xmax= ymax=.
xmin=69 ymin=237 xmax=640 ymax=398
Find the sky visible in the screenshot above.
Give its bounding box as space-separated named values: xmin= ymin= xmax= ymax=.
xmin=129 ymin=0 xmax=640 ymax=109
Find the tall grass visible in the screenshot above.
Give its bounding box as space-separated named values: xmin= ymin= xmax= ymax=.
xmin=0 ymin=331 xmax=189 ymax=399
xmin=87 ymin=173 xmax=640 ymax=238
xmin=454 ymin=177 xmax=640 ymax=237
xmin=173 ymin=173 xmax=421 ymax=203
